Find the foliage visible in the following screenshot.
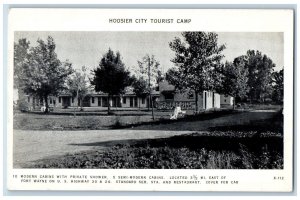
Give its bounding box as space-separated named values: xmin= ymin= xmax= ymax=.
xmin=15 ymin=36 xmax=73 ymax=112
xmin=131 ymin=76 xmax=148 ymax=108
xmin=16 ymin=98 xmax=31 ymax=112
xmin=134 ymin=54 xmax=161 ymax=117
xmin=14 ymin=38 xmax=30 ymax=88
xmin=67 ymin=66 xmax=90 ymax=110
xmin=166 ymin=32 xmax=225 ymax=111
xmin=271 ymin=69 xmax=284 ymax=103
xmin=132 ymin=76 xmax=148 ymax=97
xmin=135 ymin=54 xmax=162 ymax=89
xmin=91 ymin=49 xmax=132 ymax=114
xmin=240 ymin=50 xmax=276 ymax=102
xmin=220 ymin=58 xmax=249 ymax=106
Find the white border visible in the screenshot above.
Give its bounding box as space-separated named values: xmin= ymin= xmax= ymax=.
xmin=6 ymin=8 xmax=294 ymax=192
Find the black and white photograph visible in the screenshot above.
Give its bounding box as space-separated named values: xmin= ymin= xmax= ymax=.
xmin=13 ymin=31 xmax=284 ymax=169
xmin=6 ymin=8 xmax=294 ymax=192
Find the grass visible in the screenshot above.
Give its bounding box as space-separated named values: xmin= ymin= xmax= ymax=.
xmin=31 ymin=130 xmax=283 ymax=169
xmin=13 ymin=109 xmax=261 ymax=130
xmin=13 ymin=112 xmax=168 ymax=130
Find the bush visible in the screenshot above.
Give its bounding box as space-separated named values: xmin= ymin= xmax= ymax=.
xmin=17 ymin=98 xmax=31 ymax=112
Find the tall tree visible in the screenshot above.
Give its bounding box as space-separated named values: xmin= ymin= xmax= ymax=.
xmin=221 ymin=58 xmax=249 ymax=109
xmin=136 ymin=54 xmax=161 ymax=119
xmin=18 ymin=36 xmax=73 ymax=113
xmin=272 ymin=69 xmax=284 ymax=103
xmin=91 ymin=49 xmax=132 ymax=114
xmin=167 ymin=32 xmax=225 ymax=111
xmin=67 ymin=66 xmax=90 ymax=112
xmin=14 ymin=38 xmax=30 ymax=89
xmin=135 ymin=54 xmax=162 ymax=89
xmin=243 ymin=50 xmax=275 ymax=102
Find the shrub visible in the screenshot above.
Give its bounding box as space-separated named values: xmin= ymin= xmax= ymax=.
xmin=17 ymin=98 xmax=30 ymax=112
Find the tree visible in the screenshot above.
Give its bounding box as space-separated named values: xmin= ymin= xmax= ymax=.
xmin=135 ymin=54 xmax=161 ymax=119
xmin=18 ymin=36 xmax=73 ymax=113
xmin=131 ymin=76 xmax=148 ymax=109
xmin=272 ymin=69 xmax=284 ymax=103
xmin=243 ymin=50 xmax=275 ymax=103
xmin=14 ymin=38 xmax=30 ymax=89
xmin=167 ymin=32 xmax=225 ymax=111
xmin=135 ymin=54 xmax=162 ymax=89
xmin=221 ymin=58 xmax=249 ymax=109
xmin=67 ymin=66 xmax=90 ymax=112
xmin=91 ymin=49 xmax=132 ymax=114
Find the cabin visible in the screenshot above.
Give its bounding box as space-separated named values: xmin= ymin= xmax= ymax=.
xmin=220 ymin=95 xmax=234 ymax=107
xmin=18 ymin=81 xmax=233 ymax=111
xmin=22 ymin=89 xmax=160 ymax=110
xmin=157 ymin=80 xmax=221 ymax=110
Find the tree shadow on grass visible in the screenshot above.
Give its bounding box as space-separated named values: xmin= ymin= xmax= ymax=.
xmin=109 ymin=110 xmax=241 ymax=130
xmin=69 ymin=132 xmax=283 ymax=155
xmin=70 ymin=111 xmax=283 ymax=154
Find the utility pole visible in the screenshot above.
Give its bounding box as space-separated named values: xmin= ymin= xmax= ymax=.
xmin=148 ymin=56 xmax=155 ymax=120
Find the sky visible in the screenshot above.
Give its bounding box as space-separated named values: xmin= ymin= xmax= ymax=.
xmin=14 ymin=31 xmax=284 ymax=73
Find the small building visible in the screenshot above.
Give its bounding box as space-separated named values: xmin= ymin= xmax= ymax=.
xmin=220 ymin=94 xmax=234 ymax=106
xmin=157 ymin=80 xmax=220 ymax=110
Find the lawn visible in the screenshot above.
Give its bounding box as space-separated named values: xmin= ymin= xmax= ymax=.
xmin=13 ymin=111 xmax=170 ymax=130
xmin=13 ymin=109 xmax=280 ymax=131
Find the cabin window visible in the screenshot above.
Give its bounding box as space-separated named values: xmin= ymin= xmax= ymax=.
xmin=59 ymin=97 xmax=61 ymax=103
xmin=50 ymin=98 xmax=53 ymax=104
xmin=142 ymin=97 xmax=145 ymax=104
xmin=123 ymin=97 xmax=126 ymax=104
xmin=164 ymin=93 xmax=174 ymax=100
xmin=27 ymin=97 xmax=30 ymax=102
xmin=92 ymin=97 xmax=95 ymax=103
xmin=72 ymin=97 xmax=74 ymax=103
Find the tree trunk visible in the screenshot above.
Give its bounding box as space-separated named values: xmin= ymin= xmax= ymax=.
xmin=195 ymin=91 xmax=198 ymax=113
xmin=108 ymin=95 xmax=111 ymax=114
xmin=150 ymin=94 xmax=154 ymax=120
xmin=80 ymin=97 xmax=84 ymax=111
xmin=44 ymin=95 xmax=49 ymax=113
xmin=147 ymin=95 xmax=150 ymax=111
xmin=74 ymin=90 xmax=79 ymax=117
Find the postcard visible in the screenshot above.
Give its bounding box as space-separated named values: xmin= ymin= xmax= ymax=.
xmin=7 ymin=8 xmax=294 ymax=191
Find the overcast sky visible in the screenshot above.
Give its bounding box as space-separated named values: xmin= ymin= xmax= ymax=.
xmin=14 ymin=31 xmax=284 ymax=73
